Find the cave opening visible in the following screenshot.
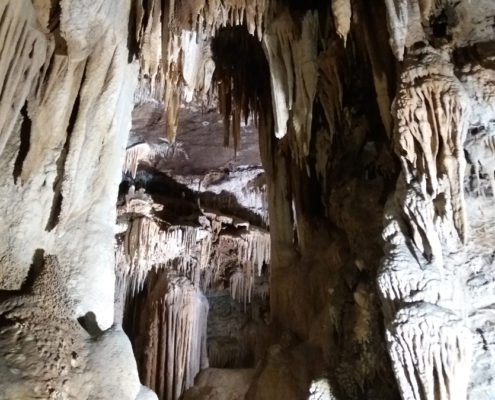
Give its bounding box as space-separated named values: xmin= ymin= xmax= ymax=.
xmin=118 ymin=24 xmax=273 ymax=400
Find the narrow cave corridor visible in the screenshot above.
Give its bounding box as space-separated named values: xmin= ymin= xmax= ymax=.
xmin=1 ymin=1 xmax=495 ymax=400
xmin=119 ymin=93 xmax=271 ymax=400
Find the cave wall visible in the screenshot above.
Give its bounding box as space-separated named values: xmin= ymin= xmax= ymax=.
xmin=0 ymin=0 xmax=494 ymax=399
xmin=253 ymin=4 xmax=401 ymax=397
xmin=186 ymin=0 xmax=494 ymax=399
xmin=0 ymin=0 xmax=137 ymax=327
xmin=0 ymin=0 xmax=153 ymax=398
xmin=250 ymin=1 xmax=495 ymax=399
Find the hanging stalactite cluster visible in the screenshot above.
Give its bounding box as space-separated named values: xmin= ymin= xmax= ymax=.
xmin=117 ymin=184 xmax=270 ymax=400
xmin=210 ymin=26 xmax=272 ymax=152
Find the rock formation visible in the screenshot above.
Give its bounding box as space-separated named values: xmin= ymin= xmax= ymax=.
xmin=1 ymin=0 xmax=495 ymax=400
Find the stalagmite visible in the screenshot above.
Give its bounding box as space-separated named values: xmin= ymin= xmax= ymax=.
xmin=461 ymin=63 xmax=495 ymax=196
xmin=378 ymin=4 xmax=495 ymax=400
xmin=0 ymin=254 xmax=153 ymax=400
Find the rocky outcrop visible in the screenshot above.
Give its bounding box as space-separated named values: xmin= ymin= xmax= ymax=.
xmin=0 ymin=254 xmax=153 ymax=400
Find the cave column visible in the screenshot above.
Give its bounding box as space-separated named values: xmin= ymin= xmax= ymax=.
xmin=378 ymin=46 xmax=473 ymax=400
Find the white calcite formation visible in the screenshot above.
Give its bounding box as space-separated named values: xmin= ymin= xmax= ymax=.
xmin=0 ymin=0 xmax=137 ymax=328
xmin=116 ymin=188 xmax=270 ymax=300
xmin=0 ymin=0 xmax=150 ymax=398
xmin=170 ymin=166 xmax=269 ymax=225
xmin=126 ymin=270 xmax=209 ymax=400
xmin=132 ymin=0 xmax=268 ymax=141
xmin=378 ymin=3 xmax=495 ymax=400
xmin=262 ymin=10 xmax=318 ymax=156
xmin=117 ymin=186 xmax=270 ymax=400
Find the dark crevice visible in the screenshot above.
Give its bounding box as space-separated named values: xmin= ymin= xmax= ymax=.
xmin=0 ymin=249 xmax=45 ymax=300
xmin=51 ymin=0 xmax=68 ymax=56
xmin=284 ymin=0 xmax=326 ymax=12
xmin=53 ymin=29 xmax=68 ymax=55
xmin=45 ymin=63 xmax=87 ymax=231
xmin=40 ymin=51 xmax=56 ymax=91
xmin=453 ymin=40 xmax=495 ymax=70
xmin=126 ymin=164 xmax=267 ymax=228
xmin=127 ymin=0 xmax=140 ymax=62
xmin=21 ymin=248 xmax=45 ymax=292
xmin=48 ymin=0 xmax=61 ymax=32
xmin=430 ymin=10 xmax=449 ymax=38
xmin=77 ymin=312 xmax=104 ymax=338
xmin=13 ymin=101 xmax=32 ymax=183
xmin=0 ymin=3 xmax=9 ymax=28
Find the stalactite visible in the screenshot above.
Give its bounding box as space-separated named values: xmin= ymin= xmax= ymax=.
xmin=116 ymin=215 xmax=212 ymax=296
xmin=162 ymin=31 xmax=211 ymax=141
xmin=202 ymin=226 xmax=270 ymax=306
xmin=262 ymin=10 xmax=319 ymax=159
xmin=124 ymin=143 xmax=152 ymax=178
xmin=116 ymin=187 xmax=269 ymax=304
xmin=170 ymin=0 xmax=267 ymax=40
xmin=210 ymin=25 xmax=271 ymax=153
xmin=237 ymin=228 xmax=271 ymax=277
xmin=153 ymin=0 xmax=269 ymax=142
xmin=133 ymin=271 xmax=209 ymax=400
xmin=230 ymin=265 xmax=254 ymax=307
xmin=332 ymin=0 xmax=352 ymax=46
xmin=134 ymin=0 xmax=164 ymax=103
xmin=181 ymin=31 xmax=215 ymax=103
xmin=383 ymin=0 xmax=424 ymax=61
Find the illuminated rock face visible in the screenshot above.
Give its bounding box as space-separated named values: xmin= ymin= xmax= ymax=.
xmin=1 ymin=0 xmax=495 ymax=399
xmin=0 ymin=0 xmax=152 ymax=399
